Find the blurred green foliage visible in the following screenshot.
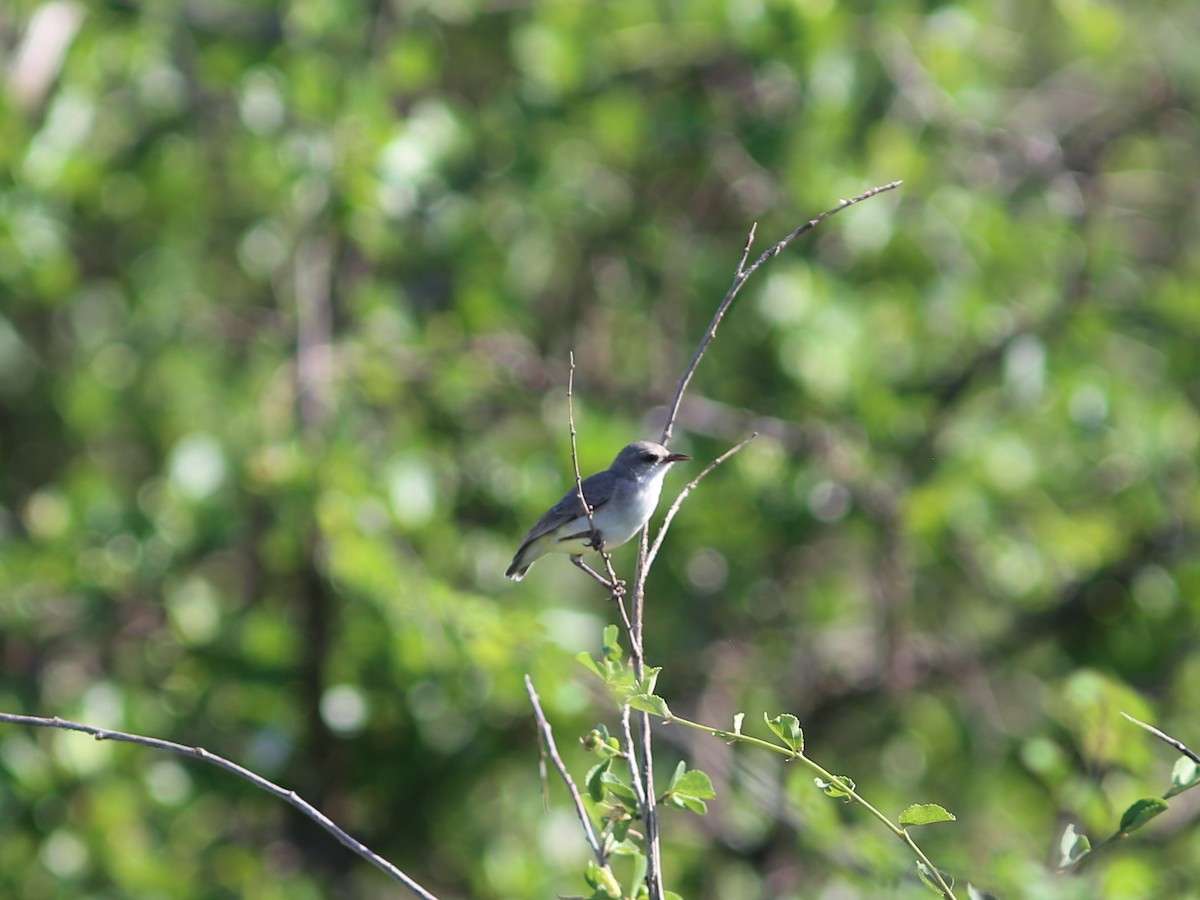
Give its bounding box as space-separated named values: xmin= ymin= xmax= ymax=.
xmin=2 ymin=0 xmax=1199 ymax=897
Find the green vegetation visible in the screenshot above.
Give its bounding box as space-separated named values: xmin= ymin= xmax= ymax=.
xmin=2 ymin=1 xmax=1199 ymax=897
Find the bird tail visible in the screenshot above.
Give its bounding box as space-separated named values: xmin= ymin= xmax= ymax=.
xmin=507 ymin=535 xmax=547 ymax=580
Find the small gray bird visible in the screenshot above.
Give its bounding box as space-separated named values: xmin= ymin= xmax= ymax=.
xmin=506 ymin=441 xmax=691 ymax=581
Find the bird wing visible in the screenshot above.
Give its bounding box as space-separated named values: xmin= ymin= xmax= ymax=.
xmin=514 ymin=470 xmax=616 ymax=551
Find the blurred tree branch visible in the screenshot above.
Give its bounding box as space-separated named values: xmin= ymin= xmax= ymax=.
xmin=0 ymin=712 xmax=440 ymax=899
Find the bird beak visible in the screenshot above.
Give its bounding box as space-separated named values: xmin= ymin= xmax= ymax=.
xmin=665 ymin=452 xmax=691 ymax=463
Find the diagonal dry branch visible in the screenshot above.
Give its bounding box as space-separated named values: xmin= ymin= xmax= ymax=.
xmin=1122 ymin=712 xmax=1200 ymax=767
xmin=659 ymin=180 xmax=903 ymax=449
xmin=0 ymin=712 xmax=439 ymax=899
xmin=525 ymin=676 xmax=607 ymax=866
xmin=645 ymin=432 xmax=758 ymax=572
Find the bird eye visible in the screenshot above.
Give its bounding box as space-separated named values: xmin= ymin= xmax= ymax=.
xmin=641 ymin=452 xmax=658 ymax=463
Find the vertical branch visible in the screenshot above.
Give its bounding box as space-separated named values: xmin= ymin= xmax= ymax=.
xmin=619 ymin=704 xmax=647 ymax=808
xmin=629 ymin=528 xmax=664 ymax=898
xmin=8 ymin=1 xmax=84 ymax=111
xmin=567 ymin=350 xmax=664 ymax=895
xmin=631 ymin=437 xmax=758 ymax=900
xmin=566 ymin=354 xmax=655 ymax=893
xmin=290 ymin=232 xmax=340 ymax=862
xmin=295 ymin=234 xmax=335 ymax=436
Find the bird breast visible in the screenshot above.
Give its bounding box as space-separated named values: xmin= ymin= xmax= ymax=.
xmin=593 ymin=470 xmax=667 ymax=547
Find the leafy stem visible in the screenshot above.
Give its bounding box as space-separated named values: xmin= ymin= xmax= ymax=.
xmin=660 ymin=712 xmax=959 ymax=899
xmin=579 ymin=627 xmax=959 ymax=899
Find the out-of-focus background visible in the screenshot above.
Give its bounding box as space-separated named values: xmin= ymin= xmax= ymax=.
xmin=2 ymin=1 xmax=1199 ymax=897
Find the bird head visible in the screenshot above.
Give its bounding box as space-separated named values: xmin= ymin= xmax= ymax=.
xmin=612 ymin=441 xmax=691 ymax=481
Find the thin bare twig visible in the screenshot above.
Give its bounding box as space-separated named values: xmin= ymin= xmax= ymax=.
xmin=659 ymin=180 xmax=903 ymax=447
xmin=1122 ymin=712 xmax=1200 ymax=766
xmin=524 ymin=676 xmax=607 ymax=866
xmin=737 ymin=222 xmax=759 ymax=276
xmin=619 ymin=704 xmax=647 ymax=808
xmin=567 ymin=351 xmax=603 ymax=564
xmin=568 ymin=352 xmax=639 ymax=647
xmin=638 ymin=707 xmax=663 ymax=895
xmin=626 ymin=526 xmax=664 ymax=898
xmin=572 ymin=556 xmax=622 ymax=590
xmin=568 ymin=351 xmax=660 ymax=893
xmin=569 ymin=353 xmax=626 ymax=596
xmin=0 ymin=711 xmax=438 ymax=900
xmin=645 ymin=433 xmax=758 ymax=573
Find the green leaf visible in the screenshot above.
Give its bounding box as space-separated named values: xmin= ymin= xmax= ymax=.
xmin=672 ymin=769 xmax=716 ymax=799
xmin=764 ymin=713 xmax=804 ymax=753
xmin=578 ymin=644 xmax=637 ymax=697
xmin=665 ymin=793 xmax=709 ymax=814
xmin=584 ymin=859 xmax=622 ymax=898
xmin=639 ymin=666 xmax=661 ymax=696
xmin=1171 ymin=756 xmax=1200 ymax=792
xmin=577 ymin=651 xmax=604 ymax=679
xmin=667 ymin=759 xmax=687 ymax=791
xmin=1057 ymin=823 xmax=1091 ymax=869
xmin=607 ymin=831 xmax=640 ymax=856
xmin=586 ymin=760 xmax=610 ymax=803
xmin=629 ymin=852 xmax=648 ymax=897
xmin=899 ymin=803 xmax=957 ymax=826
xmin=610 ymin=817 xmax=632 ymax=843
xmin=663 ymin=764 xmax=716 ymax=815
xmin=915 ymin=860 xmax=954 ymax=896
xmin=627 ymin=692 xmax=671 ymax=718
xmin=814 ymin=775 xmax=855 ymax=800
xmin=600 ymin=771 xmax=639 ymax=807
xmin=1118 ymin=797 xmax=1169 ymax=833
xmin=601 ymin=624 xmax=622 ymax=660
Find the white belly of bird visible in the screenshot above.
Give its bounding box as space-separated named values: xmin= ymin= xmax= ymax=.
xmin=557 ymin=476 xmax=665 ymax=553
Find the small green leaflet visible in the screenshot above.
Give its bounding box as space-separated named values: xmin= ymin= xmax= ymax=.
xmin=899 ymin=803 xmax=957 ymax=827
xmin=626 ymin=692 xmax=671 ymax=718
xmin=664 ymin=761 xmax=716 ymax=815
xmin=1118 ymin=797 xmax=1169 ymax=833
xmin=815 ymin=775 xmax=855 ymax=800
xmin=600 ymin=771 xmax=639 ymax=809
xmin=764 ymin=713 xmax=804 ymax=753
xmin=584 ymin=859 xmax=622 ymax=898
xmin=601 ymin=624 xmax=622 ymax=661
xmin=1171 ymin=756 xmax=1200 ymax=793
xmin=586 ymin=760 xmax=610 ymax=803
xmin=1057 ymin=823 xmax=1090 ymax=869
xmin=915 ymin=860 xmax=954 ymax=896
